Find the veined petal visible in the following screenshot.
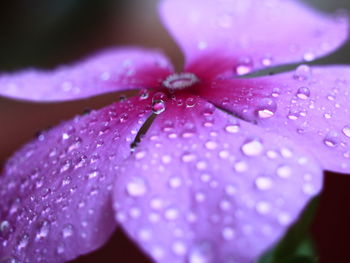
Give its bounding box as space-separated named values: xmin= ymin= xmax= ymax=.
xmin=0 ymin=98 xmax=152 ymax=262
xmin=160 ymin=0 xmax=348 ymax=76
xmin=0 ymin=48 xmax=173 ymax=102
xmin=113 ymin=99 xmax=322 ymax=263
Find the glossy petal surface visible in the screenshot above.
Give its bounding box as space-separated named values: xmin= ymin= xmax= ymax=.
xmin=204 ymin=66 xmax=350 ymax=173
xmin=160 ymin=0 xmax=348 ymax=75
xmin=0 ymin=48 xmax=173 ymax=102
xmin=113 ymin=99 xmax=322 ymax=263
xmin=0 ymin=98 xmax=151 ymax=262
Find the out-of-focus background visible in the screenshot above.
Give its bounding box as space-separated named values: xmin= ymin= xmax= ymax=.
xmin=0 ymin=0 xmax=349 ymax=262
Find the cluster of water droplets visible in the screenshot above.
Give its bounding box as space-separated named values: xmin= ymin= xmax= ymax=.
xmin=0 ymin=101 xmax=149 ymax=261
xmin=114 ymin=101 xmax=321 ymax=262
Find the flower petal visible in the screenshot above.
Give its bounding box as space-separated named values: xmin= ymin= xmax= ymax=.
xmin=113 ymin=99 xmax=322 ymax=263
xmin=159 ymin=0 xmax=348 ymax=75
xmin=0 ymin=98 xmax=152 ymax=262
xmin=0 ymin=48 xmax=173 ymax=102
xmin=204 ymin=65 xmax=350 ymax=173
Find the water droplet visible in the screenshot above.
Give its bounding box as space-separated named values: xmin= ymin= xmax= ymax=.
xmin=260 ymin=55 xmax=273 ymax=66
xmin=35 ymin=221 xmax=50 ymax=240
xmin=296 ymin=87 xmax=310 ymax=99
xmin=323 ymin=133 xmax=339 ymax=148
xmin=168 ymin=177 xmax=182 ymax=188
xmin=303 ymin=52 xmax=315 ymax=62
xmin=152 ymin=100 xmax=166 ymax=115
xmin=234 ymin=161 xmax=247 ymax=173
xmin=0 ymin=220 xmax=12 ymax=238
xmin=235 ymin=61 xmax=253 ymax=75
xmin=293 ymin=65 xmax=311 ymax=81
xmin=256 ymin=201 xmax=271 ymax=214
xmin=225 ymin=124 xmax=240 ymax=133
xmin=164 ymin=208 xmax=179 ymax=220
xmin=186 ymin=97 xmax=196 ymax=108
xmin=204 ymin=141 xmax=217 ymax=150
xmin=62 ymin=224 xmax=74 ymax=238
xmin=150 ymin=198 xmax=163 ymax=210
xmin=172 ymin=241 xmax=187 ymax=255
xmin=126 ymin=177 xmax=147 ymax=197
xmin=241 ymin=139 xmax=263 ymax=156
xmin=255 ymin=177 xmax=272 ymax=190
xmin=276 ymin=165 xmax=292 ymax=178
xmin=139 ymin=89 xmax=149 ymax=100
xmin=222 ymin=227 xmax=235 ymax=240
xmin=17 ymin=234 xmax=29 ymax=250
xmin=198 ymin=41 xmax=208 ymax=50
xmin=342 ymin=125 xmax=350 ymax=138
xmin=182 ymin=153 xmax=196 ymax=162
xmin=188 ymin=242 xmax=213 ymax=263
xmin=256 ymin=98 xmax=277 ymax=119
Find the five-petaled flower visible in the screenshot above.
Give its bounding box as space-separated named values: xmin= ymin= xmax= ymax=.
xmin=0 ymin=0 xmax=349 ymax=262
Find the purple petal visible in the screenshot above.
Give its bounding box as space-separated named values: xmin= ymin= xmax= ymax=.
xmin=113 ymin=99 xmax=322 ymax=263
xmin=159 ymin=0 xmax=348 ymax=75
xmin=0 ymin=48 xmax=173 ymax=102
xmin=204 ymin=65 xmax=350 ymax=173
xmin=0 ymin=98 xmax=151 ymax=262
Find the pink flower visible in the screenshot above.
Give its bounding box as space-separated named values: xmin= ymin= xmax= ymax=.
xmin=0 ymin=0 xmax=348 ymax=262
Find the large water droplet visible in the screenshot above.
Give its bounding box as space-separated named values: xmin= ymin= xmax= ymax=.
xmin=293 ymin=65 xmax=311 ymax=81
xmin=152 ymin=100 xmax=166 ymax=115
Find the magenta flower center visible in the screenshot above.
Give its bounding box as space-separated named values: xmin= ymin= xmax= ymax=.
xmin=162 ymin=72 xmax=199 ymax=90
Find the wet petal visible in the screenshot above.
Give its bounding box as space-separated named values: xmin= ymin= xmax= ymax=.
xmin=206 ymin=66 xmax=350 ymax=173
xmin=0 ymin=48 xmax=173 ymax=102
xmin=113 ymin=99 xmax=322 ymax=263
xmin=160 ymin=0 xmax=348 ymax=76
xmin=0 ymin=98 xmax=152 ymax=262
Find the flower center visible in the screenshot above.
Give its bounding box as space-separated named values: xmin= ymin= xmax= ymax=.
xmin=162 ymin=73 xmax=199 ymax=90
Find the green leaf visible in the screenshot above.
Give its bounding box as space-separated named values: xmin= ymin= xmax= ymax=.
xmin=257 ymin=196 xmax=319 ymax=263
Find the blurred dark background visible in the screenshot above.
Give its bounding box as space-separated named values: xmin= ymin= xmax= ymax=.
xmin=0 ymin=0 xmax=350 ymax=262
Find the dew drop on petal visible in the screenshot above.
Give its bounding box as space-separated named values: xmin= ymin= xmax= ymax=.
xmin=152 ymin=100 xmax=166 ymax=115
xmin=342 ymin=125 xmax=350 ymax=138
xmin=235 ymin=58 xmax=253 ymax=76
xmin=126 ymin=177 xmax=148 ymax=197
xmin=188 ymin=242 xmax=213 ymax=263
xmin=62 ymin=224 xmax=74 ymax=238
xmin=323 ymin=133 xmax=339 ymax=148
xmin=139 ymin=89 xmax=149 ymax=100
xmin=186 ymin=97 xmax=196 ymax=108
xmin=255 ymin=177 xmax=272 ymax=190
xmin=293 ymin=65 xmax=311 ymax=81
xmin=17 ymin=234 xmax=29 ymax=250
xmin=225 ymin=124 xmax=240 ymax=133
xmin=222 ymin=227 xmax=235 ymax=240
xmin=256 ymin=98 xmax=277 ymax=119
xmin=276 ymin=165 xmax=292 ymax=178
xmin=172 ymin=241 xmax=187 ymax=256
xmin=241 ymin=139 xmax=263 ymax=156
xmin=296 ymin=87 xmax=310 ymax=99
xmin=35 ymin=221 xmax=50 ymax=240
